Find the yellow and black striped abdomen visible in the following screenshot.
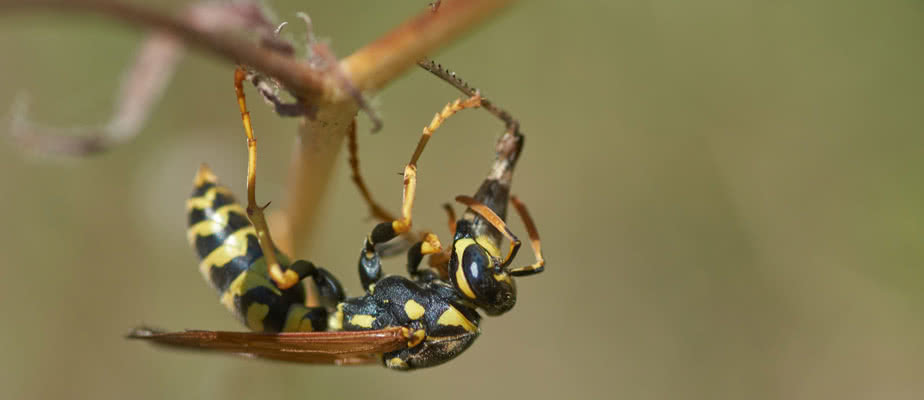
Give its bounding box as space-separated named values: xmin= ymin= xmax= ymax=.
xmin=185 ymin=164 xmax=312 ymax=332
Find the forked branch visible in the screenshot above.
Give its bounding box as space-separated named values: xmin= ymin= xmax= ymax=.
xmin=2 ymin=0 xmax=521 ymax=257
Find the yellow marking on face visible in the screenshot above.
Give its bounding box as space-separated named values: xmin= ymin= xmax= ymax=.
xmin=186 ymin=186 xmax=234 ymax=211
xmin=245 ymin=303 xmax=270 ymax=331
xmin=404 ymin=300 xmax=426 ymax=320
xmin=386 ymin=357 xmax=408 ymax=369
xmin=186 ymin=204 xmax=248 ymax=245
xmin=437 ymin=305 xmax=477 ymax=333
xmin=349 ymin=314 xmax=376 ymax=329
xmin=475 ymin=236 xmax=501 ymax=258
xmin=453 ymin=239 xmax=478 ymax=299
xmin=493 ymin=272 xmax=512 ymax=284
xmin=408 ymin=329 xmax=426 ymax=347
xmin=198 ymin=227 xmax=256 ymax=280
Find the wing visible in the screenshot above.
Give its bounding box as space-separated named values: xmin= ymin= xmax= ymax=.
xmin=128 ymin=326 xmax=408 ymax=365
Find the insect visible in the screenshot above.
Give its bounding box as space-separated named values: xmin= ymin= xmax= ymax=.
xmin=129 ymin=62 xmax=545 ymax=370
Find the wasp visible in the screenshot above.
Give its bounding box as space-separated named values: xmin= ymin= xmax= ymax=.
xmin=129 ymin=62 xmax=545 ymax=370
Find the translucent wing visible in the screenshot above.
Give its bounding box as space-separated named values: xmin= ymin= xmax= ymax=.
xmin=128 ymin=326 xmax=408 ymax=365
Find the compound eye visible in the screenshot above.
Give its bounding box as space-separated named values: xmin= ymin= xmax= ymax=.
xmin=461 ymin=245 xmax=490 ymax=286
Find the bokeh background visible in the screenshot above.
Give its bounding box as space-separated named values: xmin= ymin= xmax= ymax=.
xmin=1 ymin=0 xmax=922 ymax=399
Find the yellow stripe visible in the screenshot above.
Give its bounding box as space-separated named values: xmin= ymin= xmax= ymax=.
xmin=475 ymin=235 xmax=501 ymax=258
xmin=198 ymin=226 xmax=256 ymax=281
xmin=437 ymin=306 xmax=477 ymax=333
xmin=186 ymin=204 xmax=248 ymax=245
xmin=282 ymin=306 xmax=314 ymax=332
xmin=218 ymin=262 xmax=282 ymax=317
xmin=186 ymin=186 xmax=234 ymax=211
xmin=453 ymin=239 xmax=478 ymax=299
xmin=245 ymin=303 xmax=270 ymax=331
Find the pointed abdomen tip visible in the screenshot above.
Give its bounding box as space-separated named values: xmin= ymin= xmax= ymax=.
xmin=194 ymin=163 xmax=218 ymax=186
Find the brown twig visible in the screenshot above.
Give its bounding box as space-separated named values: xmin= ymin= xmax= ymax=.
xmin=343 ymin=0 xmax=516 ymax=92
xmin=280 ymin=0 xmax=517 ymax=249
xmin=3 ymin=0 xmax=521 ymax=258
xmin=0 ymin=0 xmax=335 ymax=101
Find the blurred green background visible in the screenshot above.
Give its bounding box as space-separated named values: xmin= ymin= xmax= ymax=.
xmin=1 ymin=0 xmax=923 ymax=399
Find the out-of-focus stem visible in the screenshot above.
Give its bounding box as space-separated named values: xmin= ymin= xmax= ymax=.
xmin=0 ymin=0 xmax=335 ymax=101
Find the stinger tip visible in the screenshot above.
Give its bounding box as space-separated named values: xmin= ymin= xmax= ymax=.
xmin=193 ymin=163 xmax=218 ymax=186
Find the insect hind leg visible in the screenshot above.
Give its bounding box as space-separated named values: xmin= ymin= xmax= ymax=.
xmin=355 ymin=96 xmax=481 ymax=291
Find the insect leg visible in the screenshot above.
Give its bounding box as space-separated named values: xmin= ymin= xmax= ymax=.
xmin=405 ymin=233 xmax=445 ymax=282
xmin=347 ymin=118 xmax=397 ymax=223
xmin=233 ymin=67 xmax=298 ymax=290
xmin=289 ymin=260 xmax=346 ymax=309
xmin=356 ymin=95 xmax=481 ymax=290
xmin=507 ymin=195 xmax=545 ymax=276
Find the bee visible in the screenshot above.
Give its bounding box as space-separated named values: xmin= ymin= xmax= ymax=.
xmin=129 ymin=63 xmax=545 ymax=370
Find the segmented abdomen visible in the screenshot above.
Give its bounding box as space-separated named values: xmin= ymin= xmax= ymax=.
xmin=185 ymin=164 xmax=311 ymax=332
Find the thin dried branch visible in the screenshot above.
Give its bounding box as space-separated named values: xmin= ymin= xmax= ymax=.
xmin=282 ymin=0 xmax=518 ymax=248
xmin=3 ymin=0 xmax=522 ymax=258
xmin=0 ymin=0 xmax=335 ymax=100
xmin=10 ymin=1 xmax=285 ymax=155
xmin=343 ymin=0 xmax=516 ymax=92
xmin=312 ymin=43 xmax=382 ymax=133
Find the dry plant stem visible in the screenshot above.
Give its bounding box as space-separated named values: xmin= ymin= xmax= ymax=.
xmin=4 ymin=0 xmax=521 ymax=254
xmin=0 ymin=0 xmax=334 ymax=101
xmin=279 ymin=102 xmax=358 ymax=254
xmin=343 ymin=0 xmax=515 ymax=93
xmin=284 ymin=0 xmax=517 ymax=248
xmin=234 ymin=68 xmax=298 ymax=290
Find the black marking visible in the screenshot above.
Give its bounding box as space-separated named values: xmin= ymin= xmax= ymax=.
xmin=340 ymin=276 xmax=482 ymax=369
xmin=210 ymin=192 xmax=236 ymax=210
xmin=238 ymin=284 xmax=312 ymax=333
xmin=371 ymin=222 xmax=398 ymax=245
xmin=188 ymin=208 xmax=207 ymax=227
xmin=192 ymin=212 xmax=252 ymax=260
xmin=208 ymin=234 xmax=263 ymax=292
xmin=190 ymin=182 xmax=216 ymax=197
